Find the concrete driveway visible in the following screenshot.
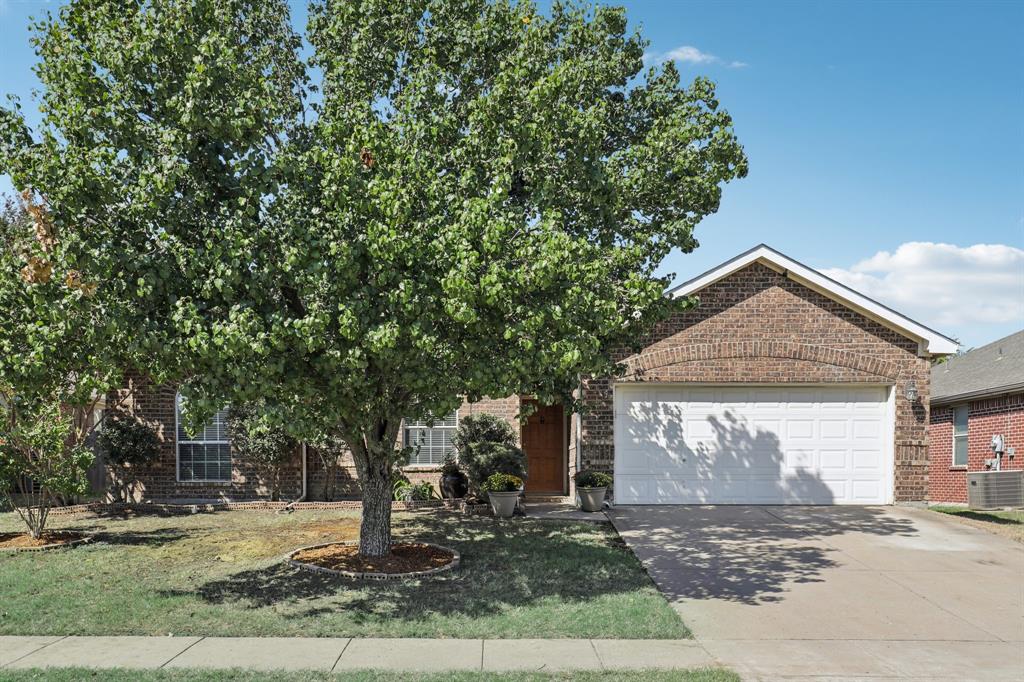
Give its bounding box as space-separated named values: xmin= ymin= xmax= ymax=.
xmin=609 ymin=505 xmax=1024 ymax=681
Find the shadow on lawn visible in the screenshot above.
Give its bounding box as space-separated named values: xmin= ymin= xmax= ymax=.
xmin=941 ymin=509 xmax=1023 ymax=526
xmin=160 ymin=513 xmax=653 ymax=622
xmin=93 ymin=526 xmax=192 ymax=547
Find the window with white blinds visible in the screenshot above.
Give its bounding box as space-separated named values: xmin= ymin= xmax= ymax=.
xmin=176 ymin=394 xmax=232 ymax=482
xmin=404 ymin=411 xmax=458 ymax=466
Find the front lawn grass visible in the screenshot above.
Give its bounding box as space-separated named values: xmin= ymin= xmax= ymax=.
xmin=930 ymin=505 xmax=1024 ymax=543
xmin=0 ymin=509 xmax=686 ymax=639
xmin=0 ymin=669 xmax=738 ymax=682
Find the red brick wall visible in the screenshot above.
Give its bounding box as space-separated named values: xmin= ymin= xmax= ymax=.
xmin=106 ymin=374 xmax=304 ymax=501
xmin=108 ymin=379 xmax=526 ymax=502
xmin=580 ymin=262 xmax=932 ymax=501
xmin=928 ymin=393 xmax=1024 ymax=503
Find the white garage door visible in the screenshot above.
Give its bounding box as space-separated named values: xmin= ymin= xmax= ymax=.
xmin=614 ymin=384 xmax=893 ymax=505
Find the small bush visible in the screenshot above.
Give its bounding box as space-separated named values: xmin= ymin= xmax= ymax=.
xmin=227 ymin=405 xmax=296 ymax=501
xmin=393 ymin=479 xmax=438 ymax=502
xmin=0 ymin=399 xmax=95 ymax=537
xmin=482 ymin=472 xmax=523 ymax=493
xmin=451 ymin=413 xmax=517 ymax=456
xmin=574 ymin=470 xmax=612 ymax=488
xmin=464 ymin=441 xmax=527 ymax=495
xmin=452 ymin=413 xmax=527 ymax=496
xmin=95 ymin=416 xmax=161 ymax=503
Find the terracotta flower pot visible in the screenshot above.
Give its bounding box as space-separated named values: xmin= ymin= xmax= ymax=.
xmin=577 ymin=487 xmax=607 ymax=512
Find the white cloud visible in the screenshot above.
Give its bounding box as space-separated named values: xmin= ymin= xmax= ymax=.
xmin=821 ymin=242 xmax=1024 ymax=336
xmin=646 ymin=45 xmax=748 ymax=69
xmin=665 ymin=46 xmax=717 ymax=64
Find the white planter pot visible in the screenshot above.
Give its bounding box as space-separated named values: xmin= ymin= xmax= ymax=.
xmin=488 ymin=491 xmax=520 ymax=518
xmin=577 ymin=487 xmax=607 ymax=512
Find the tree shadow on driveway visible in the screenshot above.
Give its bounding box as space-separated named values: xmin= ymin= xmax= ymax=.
xmin=610 ymin=504 xmax=918 ymax=606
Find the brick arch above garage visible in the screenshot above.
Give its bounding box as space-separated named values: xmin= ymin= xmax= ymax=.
xmin=621 ymin=340 xmax=903 ymax=383
xmin=578 ymin=260 xmax=935 ymax=502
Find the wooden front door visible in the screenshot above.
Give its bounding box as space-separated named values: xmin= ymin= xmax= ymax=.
xmin=521 ymin=401 xmax=566 ymax=494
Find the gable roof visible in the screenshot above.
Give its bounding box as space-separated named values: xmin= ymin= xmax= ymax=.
xmin=931 ymin=330 xmax=1024 ymax=405
xmin=665 ymin=244 xmax=959 ymax=357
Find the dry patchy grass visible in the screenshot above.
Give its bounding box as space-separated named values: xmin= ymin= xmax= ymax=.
xmin=0 ymin=508 xmax=686 ymax=639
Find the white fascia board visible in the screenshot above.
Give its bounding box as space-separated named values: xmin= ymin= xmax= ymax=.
xmin=666 ymin=244 xmax=959 ymax=357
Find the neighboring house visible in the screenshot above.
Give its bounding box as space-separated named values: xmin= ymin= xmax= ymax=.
xmin=108 ymin=244 xmax=958 ymax=505
xmin=927 ymin=331 xmax=1024 ymax=504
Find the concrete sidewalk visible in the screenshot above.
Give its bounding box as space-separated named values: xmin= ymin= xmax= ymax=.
xmin=0 ymin=636 xmax=714 ymax=673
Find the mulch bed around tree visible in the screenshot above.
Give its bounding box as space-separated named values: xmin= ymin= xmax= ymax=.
xmin=0 ymin=531 xmax=90 ymax=550
xmin=290 ymin=542 xmax=457 ymax=576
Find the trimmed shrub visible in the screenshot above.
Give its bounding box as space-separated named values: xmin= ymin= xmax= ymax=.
xmin=463 ymin=441 xmax=527 ymax=496
xmin=96 ymin=416 xmax=161 ymax=503
xmin=574 ymin=470 xmax=612 ymax=488
xmin=227 ymin=405 xmax=296 ymax=501
xmin=452 ymin=413 xmax=526 ymax=496
xmin=451 ymin=413 xmax=517 ymax=458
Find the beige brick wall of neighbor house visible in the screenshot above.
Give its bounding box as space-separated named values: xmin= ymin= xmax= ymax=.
xmin=579 ymin=262 xmax=933 ymax=502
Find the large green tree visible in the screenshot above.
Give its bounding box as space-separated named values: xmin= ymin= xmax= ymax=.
xmin=1 ymin=0 xmax=746 ymax=555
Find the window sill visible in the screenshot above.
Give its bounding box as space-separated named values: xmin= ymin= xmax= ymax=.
xmin=176 ymin=480 xmax=234 ymax=486
xmin=948 ymin=466 xmax=968 ymax=471
xmin=403 ymin=465 xmax=442 ymax=473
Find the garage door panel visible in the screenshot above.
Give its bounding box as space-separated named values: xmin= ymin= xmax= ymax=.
xmin=786 ymin=419 xmax=814 ymax=440
xmin=785 ymin=449 xmax=814 ymax=470
xmin=852 ymin=479 xmax=883 ymax=501
xmin=614 ymin=384 xmax=891 ymax=505
xmin=853 ymin=419 xmax=882 ymax=439
xmin=820 ymin=419 xmax=849 ymax=439
xmin=819 ymin=449 xmax=848 ymax=470
xmin=853 ymin=449 xmax=881 ymax=469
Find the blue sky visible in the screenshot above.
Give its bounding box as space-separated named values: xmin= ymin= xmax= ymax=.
xmin=1 ymin=0 xmax=1021 ymax=347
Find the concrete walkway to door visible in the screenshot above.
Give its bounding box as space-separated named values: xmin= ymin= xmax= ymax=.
xmin=609 ymin=505 xmax=1024 ymax=681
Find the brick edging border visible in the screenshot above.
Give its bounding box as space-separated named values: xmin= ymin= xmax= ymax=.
xmin=287 ymin=541 xmax=461 ymax=580
xmin=38 ymin=498 xmax=472 ymax=517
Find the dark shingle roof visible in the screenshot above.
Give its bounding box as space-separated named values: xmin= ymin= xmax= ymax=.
xmin=931 ymin=330 xmax=1024 ymax=404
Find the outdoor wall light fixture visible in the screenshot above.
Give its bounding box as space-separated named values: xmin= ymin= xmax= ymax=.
xmin=905 ymin=381 xmax=918 ymax=402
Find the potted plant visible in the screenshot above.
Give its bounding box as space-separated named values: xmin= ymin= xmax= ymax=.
xmin=482 ymin=472 xmax=523 ymax=518
xmin=438 ymin=454 xmax=468 ymax=499
xmin=574 ymin=470 xmax=612 ymax=512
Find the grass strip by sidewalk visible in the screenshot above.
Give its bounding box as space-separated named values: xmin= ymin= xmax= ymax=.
xmin=0 ymin=669 xmax=740 ymax=682
xmin=930 ymin=505 xmax=1024 ymax=543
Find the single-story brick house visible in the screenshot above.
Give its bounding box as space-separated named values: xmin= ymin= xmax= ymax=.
xmin=108 ymin=244 xmax=958 ymax=505
xmin=927 ymin=331 xmax=1024 ymax=504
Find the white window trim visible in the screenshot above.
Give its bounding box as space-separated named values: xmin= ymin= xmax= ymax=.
xmin=175 ymin=392 xmax=232 ymax=483
xmin=403 ymin=409 xmax=459 ymax=468
xmin=951 ymin=404 xmax=969 ymax=469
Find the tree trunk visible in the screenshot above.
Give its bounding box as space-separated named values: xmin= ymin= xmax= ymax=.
xmin=358 ymin=465 xmax=392 ymax=556
xmin=349 ymin=419 xmax=400 ymax=557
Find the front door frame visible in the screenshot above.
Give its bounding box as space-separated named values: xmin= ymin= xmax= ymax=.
xmin=520 ymin=398 xmax=569 ymax=495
